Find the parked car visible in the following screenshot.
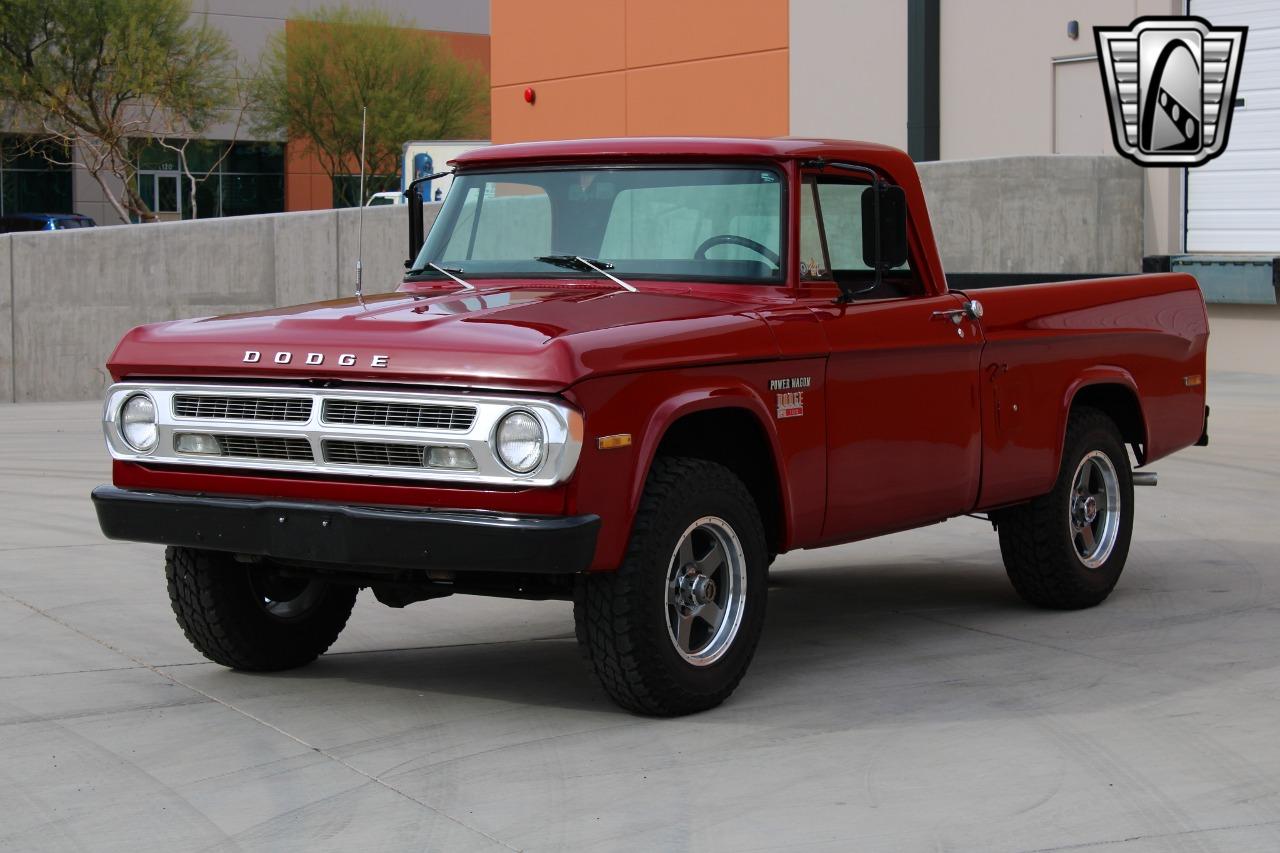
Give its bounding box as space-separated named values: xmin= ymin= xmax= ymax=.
xmin=365 ymin=191 xmax=403 ymax=207
xmin=92 ymin=137 xmax=1209 ymax=716
xmin=0 ymin=213 xmax=95 ymax=233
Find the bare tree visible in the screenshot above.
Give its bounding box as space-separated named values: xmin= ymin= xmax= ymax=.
xmin=0 ymin=0 xmax=240 ymax=223
xmin=153 ymin=68 xmax=258 ymax=219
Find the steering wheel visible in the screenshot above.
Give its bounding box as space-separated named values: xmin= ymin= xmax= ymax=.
xmin=693 ymin=234 xmax=781 ymax=266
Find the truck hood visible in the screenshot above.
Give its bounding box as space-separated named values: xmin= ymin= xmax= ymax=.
xmin=108 ymin=282 xmax=780 ymax=393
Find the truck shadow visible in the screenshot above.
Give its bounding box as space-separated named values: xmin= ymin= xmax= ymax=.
xmin=283 ymin=557 xmax=1046 ymax=715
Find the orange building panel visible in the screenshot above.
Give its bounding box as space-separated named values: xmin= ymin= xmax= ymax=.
xmin=491 ymin=0 xmax=626 ymax=86
xmin=489 ymin=0 xmax=789 ymax=143
xmin=493 ymin=73 xmax=628 ymax=143
xmin=626 ymin=51 xmax=789 ymax=138
xmin=626 ymin=0 xmax=787 ymax=68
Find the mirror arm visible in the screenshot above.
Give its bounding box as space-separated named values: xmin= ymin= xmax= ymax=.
xmin=404 ymin=169 xmax=453 ymax=267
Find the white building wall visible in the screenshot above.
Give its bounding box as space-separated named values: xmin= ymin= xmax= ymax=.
xmin=788 ymin=0 xmax=909 ymax=150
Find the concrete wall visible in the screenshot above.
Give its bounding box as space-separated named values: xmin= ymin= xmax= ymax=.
xmin=0 ymin=154 xmax=1141 ymax=403
xmin=917 ymin=155 xmax=1144 ymax=274
xmin=0 ymin=204 xmax=438 ymax=403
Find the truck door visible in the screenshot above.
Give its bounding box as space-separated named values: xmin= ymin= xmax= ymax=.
xmin=796 ymin=172 xmax=985 ymax=541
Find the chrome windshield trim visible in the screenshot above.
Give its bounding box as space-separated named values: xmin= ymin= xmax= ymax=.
xmin=102 ymin=382 xmax=584 ymax=487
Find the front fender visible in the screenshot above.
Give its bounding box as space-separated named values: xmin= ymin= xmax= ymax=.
xmin=563 ymin=360 xmax=826 ymax=571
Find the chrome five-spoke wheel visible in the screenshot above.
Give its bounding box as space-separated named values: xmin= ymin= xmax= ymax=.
xmin=1069 ymin=450 xmax=1121 ymax=568
xmin=665 ymin=516 xmax=747 ymax=665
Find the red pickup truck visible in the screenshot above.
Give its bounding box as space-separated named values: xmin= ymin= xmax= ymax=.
xmin=93 ymin=138 xmax=1209 ymax=715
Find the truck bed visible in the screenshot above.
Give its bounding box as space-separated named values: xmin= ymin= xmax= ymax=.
xmin=958 ymin=272 xmax=1208 ymax=510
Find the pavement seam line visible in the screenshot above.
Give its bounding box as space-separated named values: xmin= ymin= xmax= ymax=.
xmin=0 ymin=587 xmax=522 ymax=852
xmin=1022 ymin=816 xmax=1280 ymax=852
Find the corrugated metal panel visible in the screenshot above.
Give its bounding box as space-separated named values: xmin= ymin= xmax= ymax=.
xmin=1186 ymin=0 xmax=1280 ymax=252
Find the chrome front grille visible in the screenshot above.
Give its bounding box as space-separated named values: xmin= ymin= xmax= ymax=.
xmin=322 ymin=399 xmax=476 ymax=431
xmin=213 ymin=435 xmax=314 ymax=462
xmin=323 ymin=440 xmax=424 ymax=468
xmin=174 ymin=394 xmax=311 ymax=422
xmin=104 ymin=383 xmax=583 ymax=487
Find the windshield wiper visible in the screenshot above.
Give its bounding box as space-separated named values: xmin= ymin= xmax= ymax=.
xmin=406 ymin=262 xmax=475 ymax=290
xmin=534 ymin=255 xmax=636 ymax=292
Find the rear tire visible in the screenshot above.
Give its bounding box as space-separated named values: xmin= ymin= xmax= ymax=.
xmin=165 ymin=546 xmax=357 ymax=670
xmin=994 ymin=407 xmax=1135 ymax=609
xmin=574 ymin=457 xmax=768 ymax=715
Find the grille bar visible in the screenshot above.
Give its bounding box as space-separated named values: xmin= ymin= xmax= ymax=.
xmin=322 ymin=399 xmax=476 ymax=431
xmin=323 ymin=440 xmax=425 ymax=468
xmin=210 ymin=434 xmax=314 ymax=462
xmin=174 ymin=395 xmax=312 ymax=423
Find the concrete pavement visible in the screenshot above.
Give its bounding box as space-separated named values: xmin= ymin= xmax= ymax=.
xmin=2 ymin=367 xmax=1279 ymax=851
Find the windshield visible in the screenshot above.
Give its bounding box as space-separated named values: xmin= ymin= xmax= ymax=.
xmin=410 ymin=166 xmax=784 ymax=284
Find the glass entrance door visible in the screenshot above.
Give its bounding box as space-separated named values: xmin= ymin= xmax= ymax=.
xmin=138 ymin=171 xmax=182 ymax=221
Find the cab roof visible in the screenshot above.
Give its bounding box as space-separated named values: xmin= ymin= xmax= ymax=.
xmin=450 ymin=137 xmax=912 ymax=170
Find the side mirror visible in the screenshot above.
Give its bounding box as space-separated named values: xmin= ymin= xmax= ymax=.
xmin=405 ymin=169 xmax=452 ymax=269
xmin=860 ymin=183 xmax=908 ymax=270
xmin=406 ymin=182 xmax=424 ymax=266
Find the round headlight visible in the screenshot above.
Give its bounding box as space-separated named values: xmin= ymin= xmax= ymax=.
xmin=494 ymin=410 xmax=545 ymax=474
xmin=120 ymin=394 xmax=158 ymax=452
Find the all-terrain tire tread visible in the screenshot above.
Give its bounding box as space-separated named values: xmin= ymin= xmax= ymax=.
xmin=574 ymin=456 xmax=766 ymax=716
xmin=165 ymin=546 xmax=357 ymax=671
xmin=996 ymin=407 xmax=1133 ymax=610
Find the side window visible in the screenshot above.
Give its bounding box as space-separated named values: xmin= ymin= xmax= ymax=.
xmin=801 ymin=176 xmax=920 ymax=298
xmin=798 ymin=180 xmax=831 ymax=280
xmin=815 ymin=182 xmax=873 ymax=271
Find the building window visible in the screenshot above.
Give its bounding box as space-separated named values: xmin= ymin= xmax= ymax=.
xmin=0 ymin=136 xmax=74 ymax=216
xmin=134 ymin=139 xmax=285 ymax=220
xmin=331 ymin=174 xmax=398 ymax=208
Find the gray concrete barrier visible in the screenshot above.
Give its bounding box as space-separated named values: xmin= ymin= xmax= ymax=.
xmin=1 ymin=155 xmax=1143 ymax=403
xmin=917 ymin=155 xmax=1143 ymax=275
xmin=1 ymin=204 xmax=439 ymax=403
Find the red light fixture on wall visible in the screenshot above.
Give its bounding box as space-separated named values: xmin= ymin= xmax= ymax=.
xmin=523 ymin=87 xmax=536 ymax=105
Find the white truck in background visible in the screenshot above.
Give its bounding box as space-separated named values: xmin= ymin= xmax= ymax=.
xmin=401 ymin=140 xmax=489 ymax=202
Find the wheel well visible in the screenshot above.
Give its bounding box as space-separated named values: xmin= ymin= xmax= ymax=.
xmin=1071 ymin=383 xmax=1147 ymax=461
xmin=653 ymin=408 xmax=784 ymax=554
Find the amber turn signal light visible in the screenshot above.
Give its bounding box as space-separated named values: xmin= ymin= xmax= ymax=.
xmin=596 ymin=433 xmax=632 ymax=450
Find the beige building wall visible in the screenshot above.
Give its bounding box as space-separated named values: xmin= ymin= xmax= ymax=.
xmin=788 ymin=0 xmax=909 ymax=149
xmin=938 ymin=0 xmax=1183 ymax=255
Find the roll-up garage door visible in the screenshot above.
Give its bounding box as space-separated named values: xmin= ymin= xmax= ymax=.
xmin=1186 ymin=0 xmax=1280 ymax=252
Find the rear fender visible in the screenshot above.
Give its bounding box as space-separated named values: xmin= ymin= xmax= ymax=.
xmin=1060 ymin=367 xmax=1150 ymax=468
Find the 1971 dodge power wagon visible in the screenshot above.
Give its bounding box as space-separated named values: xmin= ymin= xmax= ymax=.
xmin=92 ymin=138 xmax=1209 ymax=715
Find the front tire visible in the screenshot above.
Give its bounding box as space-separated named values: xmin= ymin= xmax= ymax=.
xmin=574 ymin=457 xmax=768 ymax=715
xmin=165 ymin=546 xmax=358 ymax=670
xmin=994 ymin=407 xmax=1135 ymax=609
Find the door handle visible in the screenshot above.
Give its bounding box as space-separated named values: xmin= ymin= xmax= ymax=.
xmin=932 ymin=299 xmax=984 ymax=324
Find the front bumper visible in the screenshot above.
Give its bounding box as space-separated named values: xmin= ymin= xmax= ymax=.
xmin=91 ymin=485 xmax=599 ymax=575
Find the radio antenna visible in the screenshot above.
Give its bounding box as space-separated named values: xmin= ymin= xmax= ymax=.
xmin=355 ymin=105 xmax=367 ymax=303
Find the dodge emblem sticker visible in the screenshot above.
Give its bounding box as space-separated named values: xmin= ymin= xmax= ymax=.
xmin=770 ymin=377 xmax=810 ymax=419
